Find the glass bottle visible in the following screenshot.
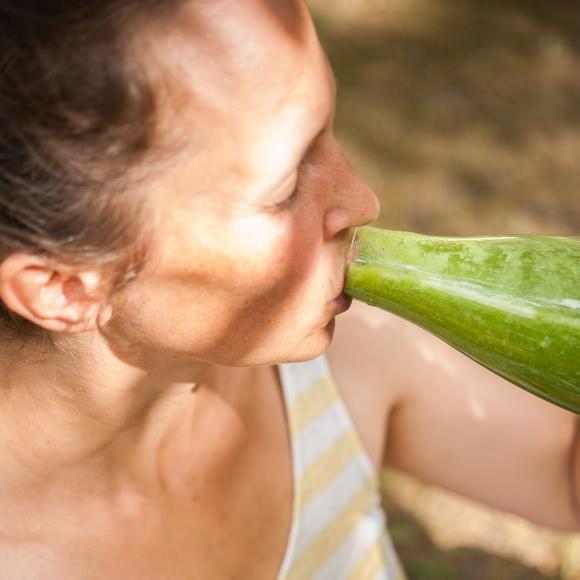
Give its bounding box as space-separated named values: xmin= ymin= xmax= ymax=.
xmin=345 ymin=226 xmax=580 ymax=414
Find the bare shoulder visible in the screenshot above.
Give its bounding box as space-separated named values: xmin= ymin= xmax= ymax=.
xmin=326 ymin=300 xmax=488 ymax=467
xmin=329 ymin=302 xmax=580 ymax=532
xmin=326 ymin=301 xmax=416 ymax=467
xmin=328 ymin=300 xmax=420 ymax=398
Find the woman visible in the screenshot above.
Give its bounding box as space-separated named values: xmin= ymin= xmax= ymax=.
xmin=0 ymin=0 xmax=577 ymax=578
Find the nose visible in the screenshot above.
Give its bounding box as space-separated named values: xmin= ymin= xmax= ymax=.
xmin=323 ymin=146 xmax=381 ymax=241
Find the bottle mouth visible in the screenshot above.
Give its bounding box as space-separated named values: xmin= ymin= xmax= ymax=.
xmin=347 ymin=227 xmax=361 ymax=267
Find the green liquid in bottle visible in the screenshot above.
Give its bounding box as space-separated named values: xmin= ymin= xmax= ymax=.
xmin=345 ymin=226 xmax=580 ymax=414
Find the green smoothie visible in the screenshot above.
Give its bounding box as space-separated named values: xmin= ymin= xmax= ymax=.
xmin=345 ymin=226 xmax=580 ymax=414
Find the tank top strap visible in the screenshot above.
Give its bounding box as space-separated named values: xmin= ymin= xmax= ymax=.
xmin=278 ymin=355 xmax=377 ymax=481
xmin=276 ymin=355 xmax=407 ymax=580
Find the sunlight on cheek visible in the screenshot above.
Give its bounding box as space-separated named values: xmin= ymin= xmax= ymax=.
xmin=230 ymin=214 xmax=287 ymax=257
xmin=226 ymin=214 xmax=299 ymax=292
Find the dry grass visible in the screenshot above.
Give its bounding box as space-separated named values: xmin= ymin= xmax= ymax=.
xmin=308 ymin=1 xmax=580 ymax=578
xmin=310 ymin=0 xmax=580 ymax=236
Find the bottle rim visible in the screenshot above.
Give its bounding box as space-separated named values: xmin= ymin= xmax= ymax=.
xmin=347 ymin=227 xmax=361 ymax=267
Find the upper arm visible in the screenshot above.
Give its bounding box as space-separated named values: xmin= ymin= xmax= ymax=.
xmin=380 ymin=310 xmax=580 ymax=532
xmin=327 ymin=301 xmax=415 ymax=469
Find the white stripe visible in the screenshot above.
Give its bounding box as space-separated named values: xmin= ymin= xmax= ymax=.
xmin=294 ymin=457 xmax=371 ymax=556
xmin=291 ymin=394 xmax=376 ymax=481
xmin=332 ymin=398 xmax=377 ymax=479
xmin=313 ymin=510 xmax=385 ymax=580
xmin=294 ymin=402 xmax=351 ymax=476
xmin=281 ymin=356 xmax=376 ymax=480
xmin=278 ymin=355 xmax=402 ymax=579
xmin=279 ymin=356 xmax=329 ymax=402
xmin=384 ymin=534 xmax=403 ymax=580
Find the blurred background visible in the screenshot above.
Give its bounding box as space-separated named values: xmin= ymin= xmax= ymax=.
xmin=307 ymin=0 xmax=580 ymax=578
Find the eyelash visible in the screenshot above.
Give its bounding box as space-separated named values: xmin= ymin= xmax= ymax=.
xmin=275 ymin=148 xmax=319 ymax=209
xmin=277 ymin=186 xmax=300 ymax=208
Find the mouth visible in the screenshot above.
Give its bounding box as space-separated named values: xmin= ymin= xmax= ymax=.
xmin=329 ymin=230 xmax=358 ymax=313
xmin=333 ymin=293 xmax=353 ymax=313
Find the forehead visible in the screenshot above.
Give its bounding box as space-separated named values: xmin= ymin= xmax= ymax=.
xmin=151 ymin=0 xmax=335 ymax=193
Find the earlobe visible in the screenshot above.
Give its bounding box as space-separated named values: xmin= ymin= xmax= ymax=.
xmin=0 ymin=254 xmax=106 ymax=334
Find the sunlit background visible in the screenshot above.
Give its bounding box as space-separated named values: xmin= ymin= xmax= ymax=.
xmin=308 ymin=0 xmax=580 ymax=578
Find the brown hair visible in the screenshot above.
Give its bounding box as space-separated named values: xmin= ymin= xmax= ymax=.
xmin=0 ymin=1 xmax=180 ymax=339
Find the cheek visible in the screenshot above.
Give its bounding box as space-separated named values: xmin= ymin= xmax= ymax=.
xmin=223 ymin=213 xmax=321 ymax=300
xmin=108 ymin=210 xmax=326 ymax=364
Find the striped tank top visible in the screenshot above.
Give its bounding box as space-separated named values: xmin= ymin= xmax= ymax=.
xmin=276 ymin=355 xmax=407 ymax=580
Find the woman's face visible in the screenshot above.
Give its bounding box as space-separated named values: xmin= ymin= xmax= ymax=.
xmin=106 ymin=0 xmax=380 ymax=367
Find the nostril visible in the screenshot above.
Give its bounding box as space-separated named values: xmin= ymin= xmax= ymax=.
xmin=324 ymin=207 xmax=351 ymax=241
xmin=323 ymin=187 xmax=381 ymax=240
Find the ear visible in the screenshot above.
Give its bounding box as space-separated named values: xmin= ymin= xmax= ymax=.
xmin=0 ymin=253 xmax=111 ymax=334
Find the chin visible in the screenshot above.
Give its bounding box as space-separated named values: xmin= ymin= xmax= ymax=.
xmin=276 ymin=318 xmax=336 ymax=365
xmin=218 ymin=318 xmax=337 ymax=367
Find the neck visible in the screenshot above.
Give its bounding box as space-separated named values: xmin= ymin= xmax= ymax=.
xmin=0 ymin=332 xmax=221 ymax=494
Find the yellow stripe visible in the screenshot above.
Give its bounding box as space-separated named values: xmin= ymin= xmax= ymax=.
xmin=347 ymin=537 xmax=385 ymax=580
xmin=288 ymin=376 xmax=338 ymax=435
xmin=299 ymin=431 xmax=360 ymax=507
xmin=286 ymin=476 xmax=377 ymax=580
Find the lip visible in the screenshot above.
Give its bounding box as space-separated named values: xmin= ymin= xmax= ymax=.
xmin=326 ymin=229 xmax=358 ymax=314
xmin=333 ymin=293 xmax=353 ymax=314
xmin=328 ymin=230 xmax=358 ymax=313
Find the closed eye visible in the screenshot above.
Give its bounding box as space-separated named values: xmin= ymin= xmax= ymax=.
xmin=276 ymin=186 xmax=300 ymax=208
